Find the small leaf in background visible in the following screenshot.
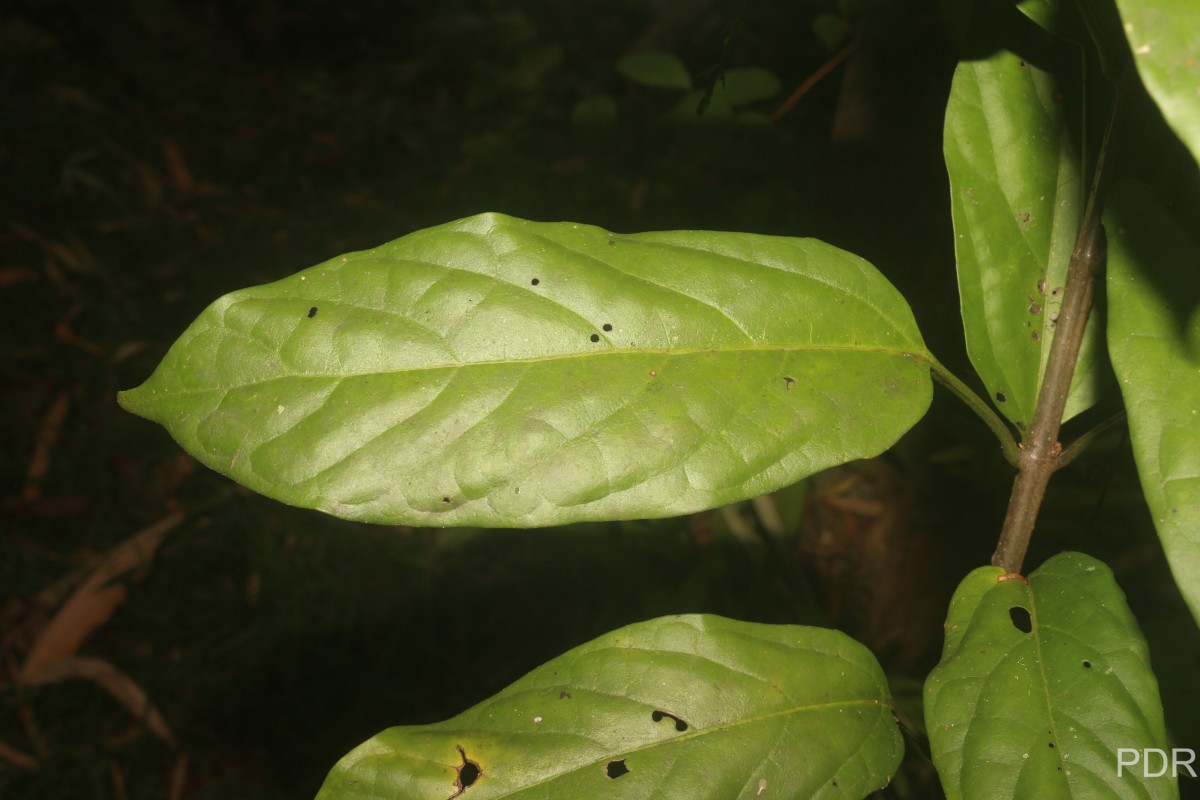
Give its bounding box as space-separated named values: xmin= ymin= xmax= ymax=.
xmin=316 ymin=615 xmax=903 ymax=799
xmin=925 ymin=553 xmax=1174 ymax=800
xmin=571 ymin=94 xmax=617 ymax=128
xmin=717 ymin=67 xmax=782 ymax=107
xmin=812 ymin=13 xmax=850 ymax=52
xmin=1114 ymin=0 xmax=1200 ymax=168
xmin=1107 ymin=180 xmax=1200 ymax=628
xmin=118 ymin=213 xmax=933 ymax=528
xmin=616 ymin=51 xmax=691 ymax=91
xmin=944 ymin=50 xmax=1102 ymax=431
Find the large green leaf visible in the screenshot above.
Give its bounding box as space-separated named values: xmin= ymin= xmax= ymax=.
xmin=1114 ymin=0 xmax=1200 ymax=168
xmin=316 ymin=614 xmax=902 ymax=799
xmin=945 ymin=51 xmax=1101 ymax=432
xmin=118 ymin=213 xmax=933 ymax=527
xmin=1107 ymin=180 xmax=1200 ymax=625
xmin=925 ymin=552 xmax=1173 ymax=799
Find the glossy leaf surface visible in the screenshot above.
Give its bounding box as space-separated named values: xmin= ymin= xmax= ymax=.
xmin=1115 ymin=0 xmax=1200 ymax=167
xmin=316 ymin=614 xmax=903 ymax=799
xmin=925 ymin=553 xmax=1173 ymax=799
xmin=119 ymin=213 xmax=932 ymax=527
xmin=945 ymin=51 xmax=1100 ymax=431
xmin=1107 ymin=180 xmax=1200 ymax=625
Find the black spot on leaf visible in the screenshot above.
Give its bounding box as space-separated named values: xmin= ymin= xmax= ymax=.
xmin=996 ymin=391 xmax=1007 ymax=403
xmin=606 ymin=760 xmax=629 ymax=779
xmin=1009 ymin=606 xmax=1033 ymax=633
xmin=559 ymin=691 xmax=572 ymax=699
xmin=652 ymin=710 xmax=689 ymax=732
xmin=452 ymin=745 xmax=482 ymax=797
xmin=602 ymin=323 xmax=612 ymax=331
xmin=442 ymin=496 xmax=451 ymax=504
xmin=1082 ymin=660 xmax=1092 ymax=669
xmin=590 ymin=333 xmax=600 ymax=342
xmin=307 ymin=306 xmax=318 ymax=318
xmin=531 ymin=278 xmax=540 ymax=285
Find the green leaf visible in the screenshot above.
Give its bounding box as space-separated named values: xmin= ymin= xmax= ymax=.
xmin=717 ymin=67 xmax=782 ymax=107
xmin=925 ymin=553 xmax=1174 ymax=799
xmin=118 ymin=213 xmax=933 ymax=528
xmin=945 ymin=51 xmax=1102 ymax=431
xmin=616 ymin=51 xmax=691 ymax=91
xmin=315 ymin=614 xmax=903 ymax=799
xmin=1107 ymin=180 xmax=1200 ymax=626
xmin=1115 ymin=0 xmax=1200 ymax=168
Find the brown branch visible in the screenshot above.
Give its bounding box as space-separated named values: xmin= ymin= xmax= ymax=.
xmin=770 ymin=31 xmax=862 ymax=122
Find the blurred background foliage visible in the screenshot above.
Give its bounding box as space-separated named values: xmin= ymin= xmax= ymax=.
xmin=1 ymin=0 xmax=1195 ymax=798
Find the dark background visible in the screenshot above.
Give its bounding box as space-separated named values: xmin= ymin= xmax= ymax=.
xmin=2 ymin=1 xmax=1194 ymax=798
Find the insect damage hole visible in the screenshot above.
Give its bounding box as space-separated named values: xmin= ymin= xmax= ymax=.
xmin=606 ymin=759 xmax=629 ymax=779
xmin=451 ymin=745 xmax=482 ymax=798
xmin=1009 ymin=606 xmax=1033 ymax=634
xmin=652 ymin=710 xmax=689 ymax=732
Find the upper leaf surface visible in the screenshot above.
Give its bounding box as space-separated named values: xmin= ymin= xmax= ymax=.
xmin=1107 ymin=180 xmax=1200 ymax=626
xmin=315 ymin=614 xmax=903 ymax=799
xmin=616 ymin=51 xmax=691 ymax=90
xmin=924 ymin=553 xmax=1174 ymax=800
xmin=119 ymin=213 xmax=932 ymax=527
xmin=945 ymin=51 xmax=1101 ymax=431
xmin=1115 ymin=0 xmax=1200 ymax=168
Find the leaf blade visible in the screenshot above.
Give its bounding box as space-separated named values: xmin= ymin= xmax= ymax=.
xmin=316 ymin=614 xmax=903 ymax=799
xmin=1106 ymin=180 xmax=1200 ymax=625
xmin=945 ymin=52 xmax=1101 ymax=431
xmin=119 ymin=214 xmax=932 ymax=527
xmin=1115 ymin=0 xmax=1200 ymax=169
xmin=925 ymin=553 xmax=1174 ymax=799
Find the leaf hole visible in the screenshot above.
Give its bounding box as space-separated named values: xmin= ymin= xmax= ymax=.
xmin=1009 ymin=606 xmax=1032 ymax=634
xmin=531 ymin=278 xmax=540 ymax=285
xmin=307 ymin=306 xmax=318 ymax=318
xmin=451 ymin=745 xmax=482 ymax=797
xmin=652 ymin=710 xmax=688 ymax=732
xmin=442 ymin=496 xmax=451 ymax=504
xmin=590 ymin=333 xmax=600 ymax=343
xmin=606 ymin=759 xmax=629 ymax=779
xmin=602 ymin=323 xmax=613 ymax=331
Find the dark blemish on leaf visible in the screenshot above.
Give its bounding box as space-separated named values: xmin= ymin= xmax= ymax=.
xmin=1048 ymin=742 xmax=1056 ymax=748
xmin=832 ymin=780 xmax=839 ymax=787
xmin=996 ymin=391 xmax=1007 ymax=403
xmin=652 ymin=710 xmax=689 ymax=732
xmin=1052 ymin=286 xmax=1062 ymax=296
xmin=1019 ymin=59 xmax=1028 ymax=67
xmin=608 ymin=239 xmax=616 ymax=246
xmin=1018 ymin=210 xmax=1033 ymax=227
xmin=308 ymin=306 xmax=318 ymax=318
xmin=1082 ymin=660 xmax=1092 ymax=669
xmin=590 ymin=333 xmax=600 ymax=342
xmin=1037 ymin=279 xmax=1047 ymax=295
xmin=531 ymin=277 xmax=540 ymax=285
xmin=442 ymin=496 xmax=451 ymax=504
xmin=1032 ymin=331 xmax=1041 ymax=341
xmin=1050 ymin=312 xmax=1059 ymax=323
xmin=783 ymin=376 xmax=795 ymax=391
xmin=1029 ymin=302 xmax=1042 ymax=315
xmin=606 ymin=760 xmax=629 ymax=779
xmin=559 ymin=691 xmax=572 ymax=699
xmin=449 ymin=746 xmax=482 ymax=798
xmin=602 ymin=323 xmax=613 ymax=331
xmin=1009 ymin=606 xmax=1033 ymax=633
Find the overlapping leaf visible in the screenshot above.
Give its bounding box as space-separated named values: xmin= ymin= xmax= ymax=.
xmin=945 ymin=50 xmax=1101 ymax=431
xmin=316 ymin=614 xmax=903 ymax=799
xmin=118 ymin=213 xmax=933 ymax=527
xmin=1115 ymin=0 xmax=1200 ymax=168
xmin=925 ymin=553 xmax=1173 ymax=799
xmin=1107 ymin=180 xmax=1200 ymax=626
